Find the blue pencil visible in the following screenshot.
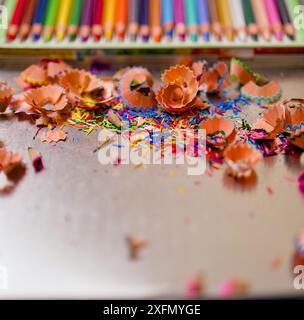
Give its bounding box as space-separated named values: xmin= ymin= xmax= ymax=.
xmin=31 ymin=0 xmax=48 ymax=41
xmin=162 ymin=0 xmax=174 ymax=39
xmin=197 ymin=0 xmax=210 ymax=41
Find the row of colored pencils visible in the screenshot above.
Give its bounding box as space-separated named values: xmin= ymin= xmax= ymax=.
xmin=4 ymin=0 xmax=304 ymax=42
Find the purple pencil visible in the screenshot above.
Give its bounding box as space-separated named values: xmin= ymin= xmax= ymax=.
xmin=197 ymin=0 xmax=210 ymax=41
xmin=174 ymin=0 xmax=186 ymax=41
xmin=80 ymin=0 xmax=94 ymax=41
xmin=139 ymin=0 xmax=149 ymax=41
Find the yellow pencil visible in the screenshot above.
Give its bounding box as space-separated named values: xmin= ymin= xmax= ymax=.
xmin=103 ymin=0 xmax=116 ymax=40
xmin=56 ymin=0 xmax=72 ymax=41
xmin=216 ymin=0 xmax=234 ymax=41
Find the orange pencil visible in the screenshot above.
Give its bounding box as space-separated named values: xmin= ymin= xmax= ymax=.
xmin=19 ymin=0 xmax=36 ymax=40
xmin=149 ymin=0 xmax=161 ymax=42
xmin=251 ymin=0 xmax=271 ymax=41
xmin=116 ymin=0 xmax=128 ymax=40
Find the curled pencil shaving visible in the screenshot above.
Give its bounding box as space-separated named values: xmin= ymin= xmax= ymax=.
xmin=41 ymin=59 xmax=72 ymax=79
xmin=288 ymin=126 xmax=304 ymax=150
xmin=283 ymin=99 xmax=304 ymax=128
xmin=22 ymin=85 xmax=71 ymax=125
xmin=252 ymin=104 xmax=286 ymax=140
xmin=224 ymin=143 xmax=261 ymax=178
xmin=40 ymin=129 xmax=67 ymax=143
xmin=241 ymin=80 xmax=281 ymax=102
xmin=200 ymin=116 xmax=236 ymax=148
xmin=185 ymin=274 xmax=204 ymax=298
xmin=15 ymin=64 xmax=49 ymax=89
xmin=0 ymin=82 xmax=14 ymax=112
xmin=230 ymin=58 xmax=262 ymax=86
xmin=0 ymin=147 xmax=23 ymax=175
xmin=106 ymin=109 xmax=122 ymax=128
xmin=60 ymin=69 xmax=114 ymax=110
xmin=192 ymin=61 xmax=229 ymax=94
xmin=219 ymin=279 xmax=249 ymax=298
xmin=156 ymin=65 xmax=207 ymax=114
xmin=119 ymin=67 xmax=157 ymax=110
xmin=126 ymin=236 xmax=147 ymax=260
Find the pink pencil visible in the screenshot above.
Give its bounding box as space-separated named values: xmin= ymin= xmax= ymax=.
xmin=174 ymin=0 xmax=186 ymax=41
xmin=264 ymin=0 xmax=283 ymax=41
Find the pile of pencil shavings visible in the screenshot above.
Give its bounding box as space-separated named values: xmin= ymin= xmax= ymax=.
xmin=1 ymin=57 xmax=304 ymax=188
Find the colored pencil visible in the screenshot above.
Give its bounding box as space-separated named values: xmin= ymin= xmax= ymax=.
xmin=286 ymin=0 xmax=304 ymax=41
xmin=185 ymin=0 xmax=198 ymax=41
xmin=56 ymin=0 xmax=72 ymax=41
xmin=228 ymin=0 xmax=246 ymax=41
xmin=31 ymin=0 xmax=48 ymax=41
xmin=5 ymin=0 xmax=17 ymax=24
xmin=149 ymin=0 xmax=161 ymax=42
xmin=92 ymin=0 xmax=103 ymax=41
xmin=80 ymin=0 xmax=93 ymax=41
xmin=43 ymin=0 xmax=60 ymax=41
xmin=162 ymin=0 xmax=174 ymax=39
xmin=7 ymin=0 xmax=26 ymax=41
xmin=19 ymin=0 xmax=36 ymax=40
xmin=103 ymin=0 xmax=116 ymax=40
xmin=277 ymin=0 xmax=295 ymax=39
xmin=208 ymin=0 xmax=222 ymax=40
xmin=174 ymin=0 xmax=186 ymax=41
xmin=68 ymin=0 xmax=83 ymax=41
xmin=116 ymin=0 xmax=128 ymax=40
xmin=128 ymin=0 xmax=139 ymax=41
xmin=264 ymin=0 xmax=283 ymax=41
xmin=216 ymin=0 xmax=234 ymax=41
xmin=241 ymin=0 xmax=258 ymax=41
xmin=139 ymin=0 xmax=149 ymax=41
xmin=197 ymin=0 xmax=210 ymax=41
xmin=251 ymin=0 xmax=271 ymax=41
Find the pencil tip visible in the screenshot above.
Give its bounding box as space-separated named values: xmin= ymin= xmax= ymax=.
xmin=32 ymin=33 xmax=40 ymax=41
xmin=190 ymin=33 xmax=198 ymax=42
xmin=202 ymin=32 xmax=210 ymax=41
xmin=142 ymin=34 xmax=149 ymax=42
xmin=44 ymin=34 xmax=52 ymax=42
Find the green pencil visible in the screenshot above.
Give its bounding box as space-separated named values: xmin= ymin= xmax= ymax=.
xmin=68 ymin=0 xmax=83 ymax=41
xmin=241 ymin=0 xmax=258 ymax=41
xmin=43 ymin=0 xmax=60 ymax=41
xmin=184 ymin=0 xmax=198 ymax=41
xmin=286 ymin=0 xmax=304 ymax=41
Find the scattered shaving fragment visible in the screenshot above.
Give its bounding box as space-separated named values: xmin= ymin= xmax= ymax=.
xmin=185 ymin=274 xmax=204 ymax=298
xmin=40 ymin=129 xmax=67 ymax=143
xmin=126 ymin=236 xmax=147 ymax=260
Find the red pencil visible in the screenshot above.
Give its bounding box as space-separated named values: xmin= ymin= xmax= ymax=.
xmin=92 ymin=0 xmax=103 ymax=41
xmin=19 ymin=0 xmax=37 ymax=40
xmin=7 ymin=0 xmax=26 ymax=41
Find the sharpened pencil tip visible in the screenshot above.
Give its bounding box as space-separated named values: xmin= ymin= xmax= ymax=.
xmin=142 ymin=34 xmax=149 ymax=42
xmin=44 ymin=34 xmax=52 ymax=42
xmin=32 ymin=33 xmax=40 ymax=41
xmin=190 ymin=33 xmax=198 ymax=42
xmin=202 ymin=32 xmax=209 ymax=42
